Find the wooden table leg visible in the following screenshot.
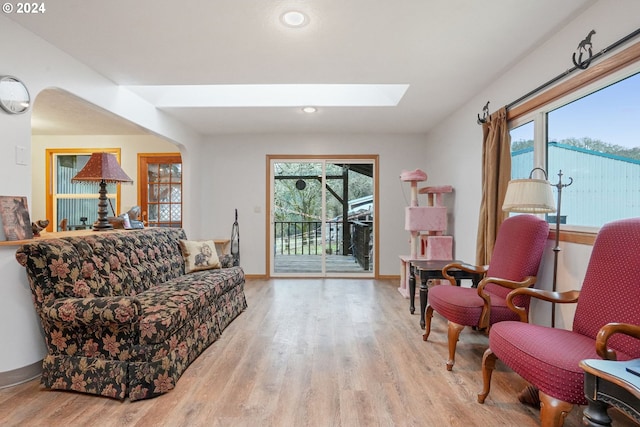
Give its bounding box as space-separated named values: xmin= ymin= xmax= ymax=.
xmin=582 ymin=398 xmax=612 ymax=427
xmin=419 ymin=275 xmax=429 ymax=329
xmin=583 ymin=372 xmax=613 ymax=427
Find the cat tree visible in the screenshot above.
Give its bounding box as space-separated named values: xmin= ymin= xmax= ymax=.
xmin=398 ymin=169 xmax=453 ymax=298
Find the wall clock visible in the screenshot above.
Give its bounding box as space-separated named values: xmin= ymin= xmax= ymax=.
xmin=0 ymin=76 xmax=31 ymax=114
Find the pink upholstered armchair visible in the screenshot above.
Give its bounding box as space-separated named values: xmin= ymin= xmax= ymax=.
xmin=423 ymin=214 xmax=549 ymax=371
xmin=478 ymin=217 xmax=640 ymax=427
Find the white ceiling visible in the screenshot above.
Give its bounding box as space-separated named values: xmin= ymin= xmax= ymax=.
xmin=9 ymin=0 xmax=595 ymax=136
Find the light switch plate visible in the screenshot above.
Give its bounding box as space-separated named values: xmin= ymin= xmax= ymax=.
xmin=15 ymin=146 xmax=27 ymax=165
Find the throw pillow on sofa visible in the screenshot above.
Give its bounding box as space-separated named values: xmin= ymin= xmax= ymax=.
xmin=179 ymin=239 xmax=221 ymax=273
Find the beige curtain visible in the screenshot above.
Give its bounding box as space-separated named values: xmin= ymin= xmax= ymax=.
xmin=476 ymin=107 xmax=511 ymax=265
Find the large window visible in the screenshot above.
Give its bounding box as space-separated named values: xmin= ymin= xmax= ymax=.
xmin=546 ymin=73 xmax=640 ymax=227
xmin=510 ymin=120 xmax=534 ymax=178
xmin=509 ymin=45 xmax=640 ymax=232
xmin=138 ymin=154 xmax=182 ymax=228
xmin=46 ymin=148 xmax=122 ymax=231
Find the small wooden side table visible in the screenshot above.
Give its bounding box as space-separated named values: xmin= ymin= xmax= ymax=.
xmin=412 ymin=260 xmax=483 ymax=329
xmin=580 ymin=358 xmax=640 ymax=426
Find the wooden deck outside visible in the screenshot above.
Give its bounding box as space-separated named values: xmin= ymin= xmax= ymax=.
xmin=273 ymin=254 xmax=373 ymax=274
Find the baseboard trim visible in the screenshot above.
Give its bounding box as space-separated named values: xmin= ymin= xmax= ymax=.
xmin=0 ymin=360 xmax=42 ymax=389
xmin=246 ymin=274 xmax=401 ymax=281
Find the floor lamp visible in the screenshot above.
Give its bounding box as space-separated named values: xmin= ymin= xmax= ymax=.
xmin=503 ymin=167 xmax=574 ymax=327
xmin=548 ymin=170 xmax=573 ymax=327
xmin=72 ymin=152 xmax=133 ymax=231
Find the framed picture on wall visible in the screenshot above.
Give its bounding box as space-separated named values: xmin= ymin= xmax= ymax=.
xmin=0 ymin=196 xmax=33 ymax=241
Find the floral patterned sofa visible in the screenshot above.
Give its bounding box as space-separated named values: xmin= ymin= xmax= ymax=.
xmin=15 ymin=227 xmax=246 ymax=401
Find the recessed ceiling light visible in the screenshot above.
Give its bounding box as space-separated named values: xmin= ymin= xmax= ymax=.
xmin=281 ymin=11 xmax=308 ymax=28
xmin=302 ymin=106 xmax=317 ymax=113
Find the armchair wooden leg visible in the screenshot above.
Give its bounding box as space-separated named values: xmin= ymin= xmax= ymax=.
xmin=478 ymin=348 xmax=497 ymax=403
xmin=446 ymin=321 xmax=465 ymax=371
xmin=423 ymin=305 xmax=434 ymax=341
xmin=539 ymin=390 xmax=573 ymax=427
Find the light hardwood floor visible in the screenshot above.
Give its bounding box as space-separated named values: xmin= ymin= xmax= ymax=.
xmin=0 ymin=278 xmax=635 ymax=427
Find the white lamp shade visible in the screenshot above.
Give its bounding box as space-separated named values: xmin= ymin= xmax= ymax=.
xmin=502 ymin=178 xmax=556 ymax=213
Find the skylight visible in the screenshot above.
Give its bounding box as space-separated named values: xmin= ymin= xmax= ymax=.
xmin=125 ymin=84 xmax=409 ymax=108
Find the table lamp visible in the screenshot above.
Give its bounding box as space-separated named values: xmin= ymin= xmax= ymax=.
xmin=71 ymin=152 xmax=133 ymax=231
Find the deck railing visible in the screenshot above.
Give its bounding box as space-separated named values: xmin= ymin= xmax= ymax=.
xmin=274 ymin=220 xmax=343 ymax=255
xmin=274 ymin=219 xmax=373 ymax=270
xmin=351 ymin=220 xmax=373 ymax=271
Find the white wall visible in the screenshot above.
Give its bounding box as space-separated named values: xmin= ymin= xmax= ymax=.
xmin=0 ymin=16 xmax=204 ymax=236
xmin=424 ymin=0 xmax=640 ymax=327
xmin=200 ymin=133 xmax=427 ymax=276
xmin=0 ymin=15 xmax=202 ymax=376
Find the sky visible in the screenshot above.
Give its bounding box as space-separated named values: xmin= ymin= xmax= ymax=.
xmin=511 ymin=70 xmax=639 ymax=149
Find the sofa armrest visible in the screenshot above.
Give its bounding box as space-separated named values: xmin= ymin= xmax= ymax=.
xmin=42 ymin=296 xmax=141 ymax=327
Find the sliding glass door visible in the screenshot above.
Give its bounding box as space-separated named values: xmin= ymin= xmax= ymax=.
xmin=269 ymin=156 xmax=376 ymax=277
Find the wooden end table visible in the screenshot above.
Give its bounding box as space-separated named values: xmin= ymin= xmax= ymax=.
xmin=411 ymin=260 xmax=482 ymax=329
xmin=580 ymin=358 xmax=640 ymax=426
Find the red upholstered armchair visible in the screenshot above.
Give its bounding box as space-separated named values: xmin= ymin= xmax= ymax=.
xmin=423 ymin=214 xmax=549 ymax=371
xmin=478 ymin=217 xmax=640 ymax=427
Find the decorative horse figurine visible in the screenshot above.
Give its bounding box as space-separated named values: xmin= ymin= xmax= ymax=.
xmin=477 ymin=101 xmax=490 ymax=124
xmin=573 ymin=29 xmax=596 ymax=69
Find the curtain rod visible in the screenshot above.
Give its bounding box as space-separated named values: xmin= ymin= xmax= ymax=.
xmin=477 ymin=27 xmax=640 ymax=124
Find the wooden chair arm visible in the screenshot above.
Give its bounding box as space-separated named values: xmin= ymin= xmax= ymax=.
xmin=596 ymin=323 xmax=640 ymax=360
xmin=475 ymin=276 xmax=537 ymax=329
xmin=506 ymin=287 xmax=581 ymax=323
xmin=442 ymin=262 xmax=488 ymax=286
xmin=477 ymin=276 xmax=537 ymax=294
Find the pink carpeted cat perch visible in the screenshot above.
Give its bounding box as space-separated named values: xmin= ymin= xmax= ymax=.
xmin=400 ymin=169 xmax=453 ymax=259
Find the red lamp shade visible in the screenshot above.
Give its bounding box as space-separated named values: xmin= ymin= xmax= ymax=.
xmin=71 ymin=152 xmax=133 ymax=184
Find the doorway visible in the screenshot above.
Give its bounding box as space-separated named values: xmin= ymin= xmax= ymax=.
xmin=268 ymin=155 xmax=378 ymax=277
